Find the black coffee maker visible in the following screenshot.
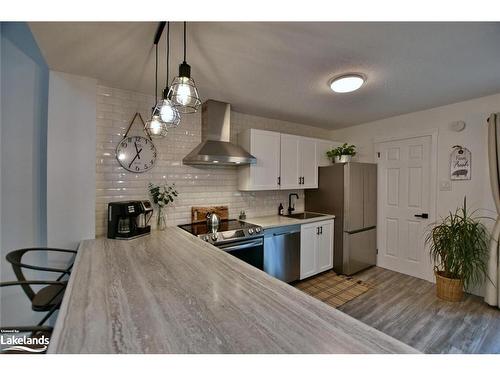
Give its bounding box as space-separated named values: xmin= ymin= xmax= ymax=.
xmin=107 ymin=200 xmax=153 ymax=239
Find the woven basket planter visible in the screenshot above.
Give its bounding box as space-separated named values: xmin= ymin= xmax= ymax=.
xmin=435 ymin=270 xmax=464 ymax=302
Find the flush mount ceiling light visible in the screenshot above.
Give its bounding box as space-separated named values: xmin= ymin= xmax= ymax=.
xmin=154 ymin=22 xmax=181 ymax=128
xmin=329 ymin=74 xmax=366 ymax=93
xmin=169 ymin=22 xmax=202 ymax=114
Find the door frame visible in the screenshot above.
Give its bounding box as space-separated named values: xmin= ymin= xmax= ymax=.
xmin=374 ymin=129 xmax=439 ymax=282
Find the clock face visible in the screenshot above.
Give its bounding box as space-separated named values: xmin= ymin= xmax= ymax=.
xmin=116 ymin=136 xmax=157 ymax=173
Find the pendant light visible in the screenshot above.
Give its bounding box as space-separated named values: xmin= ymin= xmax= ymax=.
xmin=145 ymin=30 xmax=168 ymax=138
xmin=169 ymin=22 xmax=201 ymax=114
xmin=154 ymin=22 xmax=181 ymax=128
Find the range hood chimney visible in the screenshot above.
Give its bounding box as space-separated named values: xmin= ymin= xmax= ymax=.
xmin=182 ymin=100 xmax=256 ymax=166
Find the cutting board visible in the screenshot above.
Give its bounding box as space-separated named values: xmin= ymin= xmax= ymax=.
xmin=191 ymin=206 xmax=229 ymax=223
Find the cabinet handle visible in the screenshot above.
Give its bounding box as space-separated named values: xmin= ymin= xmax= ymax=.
xmin=278 ymin=176 xmax=281 ymax=185
xmin=298 ymin=177 xmax=301 ymax=185
xmin=320 ymin=226 xmax=323 ymax=234
xmin=302 ymin=176 xmax=305 ymax=184
xmin=316 ymin=227 xmax=320 ymax=235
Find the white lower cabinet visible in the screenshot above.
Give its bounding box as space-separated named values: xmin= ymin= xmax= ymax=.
xmin=300 ymin=219 xmax=334 ymax=279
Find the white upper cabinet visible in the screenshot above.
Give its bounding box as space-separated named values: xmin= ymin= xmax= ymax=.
xmin=238 ymin=128 xmax=343 ymax=191
xmin=301 ymin=137 xmax=318 ymax=189
xmin=280 ymin=134 xmax=301 ymax=189
xmin=238 ymin=129 xmax=281 ymax=191
xmin=280 ymin=135 xmax=318 ymax=189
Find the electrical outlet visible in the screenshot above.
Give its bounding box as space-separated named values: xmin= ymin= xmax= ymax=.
xmin=439 ymin=180 xmax=452 ymax=191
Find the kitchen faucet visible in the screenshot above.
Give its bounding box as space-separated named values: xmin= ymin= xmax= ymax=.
xmin=288 ymin=193 xmax=299 ymax=215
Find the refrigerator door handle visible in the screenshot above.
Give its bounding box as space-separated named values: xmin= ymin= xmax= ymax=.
xmin=345 ymin=226 xmax=376 ymax=235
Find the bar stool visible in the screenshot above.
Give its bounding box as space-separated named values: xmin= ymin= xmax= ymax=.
xmin=5 ymin=248 xmax=76 ymax=325
xmin=0 ymin=281 xmax=66 ymax=354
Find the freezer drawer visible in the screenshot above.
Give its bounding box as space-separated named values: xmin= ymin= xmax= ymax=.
xmin=342 ymin=227 xmax=377 ymax=275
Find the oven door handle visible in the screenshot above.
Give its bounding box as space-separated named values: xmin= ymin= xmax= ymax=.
xmin=218 ymin=239 xmax=263 ymax=252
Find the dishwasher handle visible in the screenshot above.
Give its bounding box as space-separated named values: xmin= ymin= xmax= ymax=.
xmin=218 ymin=239 xmax=263 ymax=252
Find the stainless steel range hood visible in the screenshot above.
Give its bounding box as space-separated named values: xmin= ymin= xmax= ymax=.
xmin=182 ymin=100 xmax=256 ymax=166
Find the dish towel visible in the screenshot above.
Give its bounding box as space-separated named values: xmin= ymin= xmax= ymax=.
xmin=485 ymin=113 xmax=500 ymax=307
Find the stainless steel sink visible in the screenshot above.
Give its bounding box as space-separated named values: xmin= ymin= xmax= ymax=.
xmin=287 ymin=212 xmax=326 ymax=220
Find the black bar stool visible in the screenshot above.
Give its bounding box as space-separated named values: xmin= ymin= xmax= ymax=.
xmin=0 ymin=281 xmax=66 ymax=353
xmin=5 ymin=248 xmax=76 ymax=324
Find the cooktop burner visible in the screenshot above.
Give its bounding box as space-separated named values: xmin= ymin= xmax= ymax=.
xmin=178 ymin=219 xmax=263 ymax=245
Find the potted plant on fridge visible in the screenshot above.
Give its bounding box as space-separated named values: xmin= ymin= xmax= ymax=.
xmin=424 ymin=198 xmax=490 ymax=302
xmin=326 ymin=143 xmax=357 ymax=163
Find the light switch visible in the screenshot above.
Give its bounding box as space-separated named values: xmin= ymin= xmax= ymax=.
xmin=440 ymin=180 xmax=452 ymax=191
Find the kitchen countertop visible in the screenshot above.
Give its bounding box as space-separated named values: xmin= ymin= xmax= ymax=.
xmin=243 ymin=212 xmax=335 ymax=229
xmin=48 ymin=227 xmax=417 ymax=354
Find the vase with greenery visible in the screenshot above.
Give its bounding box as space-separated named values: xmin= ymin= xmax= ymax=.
xmin=148 ymin=182 xmax=178 ymax=231
xmin=424 ymin=197 xmax=490 ymax=301
xmin=326 ymin=143 xmax=357 ymax=163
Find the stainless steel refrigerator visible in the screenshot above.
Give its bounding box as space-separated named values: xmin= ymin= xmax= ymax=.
xmin=305 ymin=162 xmax=377 ymax=275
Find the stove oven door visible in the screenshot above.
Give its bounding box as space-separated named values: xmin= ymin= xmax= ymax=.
xmin=217 ymin=237 xmax=264 ymax=270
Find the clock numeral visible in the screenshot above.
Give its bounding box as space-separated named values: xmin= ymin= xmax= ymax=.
xmin=135 ymin=166 xmax=140 ymax=171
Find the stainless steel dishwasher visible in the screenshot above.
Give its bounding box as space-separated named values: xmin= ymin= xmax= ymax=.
xmin=263 ymin=224 xmax=301 ymax=283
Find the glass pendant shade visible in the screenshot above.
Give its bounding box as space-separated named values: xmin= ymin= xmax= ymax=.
xmin=154 ymin=89 xmax=181 ymax=128
xmin=169 ymin=62 xmax=201 ymax=114
xmin=144 ymin=114 xmax=168 ymax=138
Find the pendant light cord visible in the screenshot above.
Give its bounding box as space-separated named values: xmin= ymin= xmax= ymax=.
xmin=166 ymin=22 xmax=170 ymax=84
xmin=183 ymin=21 xmax=187 ymax=63
xmin=155 ymin=42 xmax=158 ymax=104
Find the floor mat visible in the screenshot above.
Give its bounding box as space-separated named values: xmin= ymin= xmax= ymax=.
xmin=294 ymin=270 xmax=374 ymax=308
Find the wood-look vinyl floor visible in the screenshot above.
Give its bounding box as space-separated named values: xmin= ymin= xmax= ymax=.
xmin=338 ymin=266 xmax=500 ymax=354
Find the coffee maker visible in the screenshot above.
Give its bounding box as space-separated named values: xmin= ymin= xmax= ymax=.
xmin=107 ymin=200 xmax=153 ymax=239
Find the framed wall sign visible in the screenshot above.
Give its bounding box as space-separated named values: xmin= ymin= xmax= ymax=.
xmin=450 ymin=145 xmax=471 ymax=180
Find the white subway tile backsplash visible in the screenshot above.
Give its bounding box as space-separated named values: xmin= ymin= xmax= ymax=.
xmin=95 ymin=85 xmax=332 ymax=237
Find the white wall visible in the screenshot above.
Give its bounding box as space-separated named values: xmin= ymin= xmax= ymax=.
xmin=47 ymin=71 xmax=97 ymax=249
xmin=95 ymin=85 xmax=333 ymax=236
xmin=331 ymin=93 xmax=500 ymax=293
xmin=1 ymin=22 xmax=49 ymax=326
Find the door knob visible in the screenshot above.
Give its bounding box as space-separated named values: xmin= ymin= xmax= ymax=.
xmin=414 ymin=213 xmax=429 ymax=219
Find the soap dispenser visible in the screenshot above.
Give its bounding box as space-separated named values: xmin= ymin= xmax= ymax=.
xmin=278 ymin=203 xmax=284 ymax=216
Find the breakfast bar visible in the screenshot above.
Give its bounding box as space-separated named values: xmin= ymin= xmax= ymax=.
xmin=48 ymin=227 xmax=417 ymax=354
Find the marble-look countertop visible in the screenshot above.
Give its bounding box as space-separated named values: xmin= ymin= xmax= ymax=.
xmin=48 ymin=227 xmax=417 ymax=354
xmin=243 ymin=213 xmax=335 ymax=229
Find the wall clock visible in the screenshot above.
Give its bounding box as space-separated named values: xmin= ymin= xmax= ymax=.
xmin=116 ymin=136 xmax=157 ymax=173
xmin=115 ymin=112 xmax=157 ymax=173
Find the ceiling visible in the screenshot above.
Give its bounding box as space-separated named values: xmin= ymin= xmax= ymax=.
xmin=29 ymin=22 xmax=500 ymax=129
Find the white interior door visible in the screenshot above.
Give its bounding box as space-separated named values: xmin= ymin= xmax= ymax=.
xmin=376 ymin=135 xmax=434 ymax=281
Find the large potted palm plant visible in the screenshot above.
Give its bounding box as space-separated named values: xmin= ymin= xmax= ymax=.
xmin=425 ymin=198 xmax=490 ymax=302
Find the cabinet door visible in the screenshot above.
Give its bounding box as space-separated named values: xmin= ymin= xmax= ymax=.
xmin=300 ymin=138 xmax=318 ymax=189
xmin=280 ymin=134 xmax=301 ymax=189
xmin=300 ymin=223 xmax=318 ymax=279
xmin=250 ymin=130 xmax=281 ymax=190
xmin=317 ymin=220 xmax=334 ymax=273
